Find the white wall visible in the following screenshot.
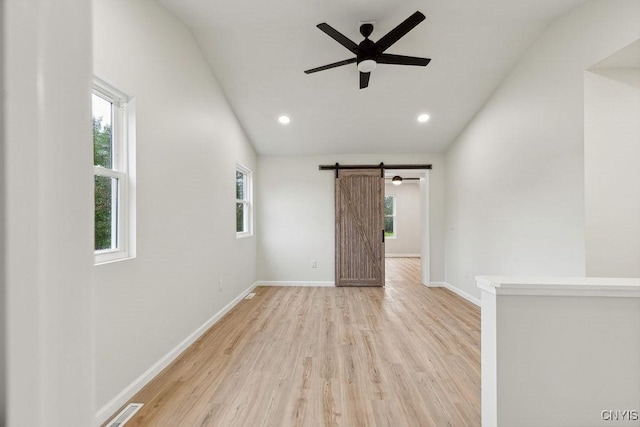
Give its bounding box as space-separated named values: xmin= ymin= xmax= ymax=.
xmin=0 ymin=1 xmax=5 ymax=422
xmin=497 ymin=297 xmax=640 ymax=427
xmin=93 ymin=0 xmax=257 ymax=415
xmin=444 ymin=0 xmax=640 ymax=300
xmin=479 ymin=276 xmax=640 ymax=427
xmin=384 ymin=183 xmax=421 ymax=255
xmin=257 ymin=153 xmax=444 ymax=283
xmin=585 ymin=68 xmax=640 ymax=278
xmin=5 ymin=0 xmax=95 ymax=426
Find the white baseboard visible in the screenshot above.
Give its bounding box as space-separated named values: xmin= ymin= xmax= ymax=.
xmin=428 ymin=281 xmax=481 ymax=307
xmin=255 ymin=281 xmax=335 ymax=287
xmin=385 ymin=253 xmax=421 ymax=258
xmin=95 ymin=282 xmax=257 ymax=426
xmin=426 ymin=281 xmax=446 ymax=288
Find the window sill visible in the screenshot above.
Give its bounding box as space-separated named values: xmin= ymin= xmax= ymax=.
xmin=236 ymin=232 xmax=253 ymax=239
xmin=94 ymin=252 xmax=135 ymax=266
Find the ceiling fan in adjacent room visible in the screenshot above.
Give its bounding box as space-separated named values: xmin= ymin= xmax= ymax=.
xmin=385 ymin=176 xmax=420 ymax=185
xmin=304 ymin=11 xmax=431 ymax=89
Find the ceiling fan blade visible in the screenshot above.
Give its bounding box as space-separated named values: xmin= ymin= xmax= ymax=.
xmin=360 ymin=72 xmax=370 ymax=89
xmin=317 ymin=23 xmax=359 ymax=53
xmin=374 ymin=11 xmax=425 ymax=53
xmin=377 ymin=54 xmax=431 ymax=66
xmin=304 ymin=58 xmax=357 ymax=74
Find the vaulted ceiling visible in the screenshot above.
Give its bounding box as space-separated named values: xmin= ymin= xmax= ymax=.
xmin=158 ymin=0 xmax=585 ymax=155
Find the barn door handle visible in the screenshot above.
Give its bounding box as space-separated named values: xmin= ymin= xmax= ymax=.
xmin=382 ymin=229 xmax=385 ymax=243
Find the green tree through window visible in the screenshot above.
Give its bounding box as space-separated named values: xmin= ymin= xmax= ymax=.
xmin=384 ymin=195 xmax=396 ymax=237
xmin=94 ymin=116 xmax=113 ymax=250
xmin=92 ymin=80 xmax=133 ymax=264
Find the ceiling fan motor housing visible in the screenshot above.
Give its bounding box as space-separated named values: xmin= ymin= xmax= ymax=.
xmin=357 ymin=38 xmax=377 ymax=71
xmin=359 ymin=23 xmax=374 ymax=38
xmin=358 ymin=38 xmax=375 ymax=55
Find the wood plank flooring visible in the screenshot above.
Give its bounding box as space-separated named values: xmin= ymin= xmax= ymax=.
xmin=106 ymin=258 xmax=481 ymax=426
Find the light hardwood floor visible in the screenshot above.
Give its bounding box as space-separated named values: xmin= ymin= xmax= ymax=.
xmin=107 ymin=258 xmax=481 ymax=426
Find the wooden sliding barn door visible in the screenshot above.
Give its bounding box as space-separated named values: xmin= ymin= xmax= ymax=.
xmin=335 ymin=169 xmax=385 ymax=287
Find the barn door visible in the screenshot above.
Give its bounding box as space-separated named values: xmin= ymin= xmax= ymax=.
xmin=335 ymin=169 xmax=385 ymax=287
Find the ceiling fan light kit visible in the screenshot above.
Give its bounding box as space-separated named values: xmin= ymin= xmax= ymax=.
xmin=357 ymin=59 xmax=377 ymax=73
xmin=304 ymin=11 xmax=431 ymax=89
xmin=278 ymin=115 xmax=291 ymax=124
xmin=392 ymin=176 xmax=403 ymax=185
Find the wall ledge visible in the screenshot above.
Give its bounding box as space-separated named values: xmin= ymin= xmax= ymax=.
xmin=477 ymin=276 xmax=640 ymax=298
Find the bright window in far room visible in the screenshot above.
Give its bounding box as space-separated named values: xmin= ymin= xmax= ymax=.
xmin=236 ymin=163 xmax=253 ymax=237
xmin=384 ymin=194 xmax=396 ymax=238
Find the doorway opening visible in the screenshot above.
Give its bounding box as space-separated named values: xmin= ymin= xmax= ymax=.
xmin=384 ymin=169 xmax=430 ymax=286
xmin=320 ymin=162 xmax=432 ymax=287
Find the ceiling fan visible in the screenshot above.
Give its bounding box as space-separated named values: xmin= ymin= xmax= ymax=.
xmin=385 ymin=176 xmax=420 ymax=185
xmin=304 ymin=11 xmax=431 ymax=89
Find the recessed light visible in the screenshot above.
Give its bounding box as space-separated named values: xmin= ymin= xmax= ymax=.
xmin=417 ymin=113 xmax=430 ymax=123
xmin=278 ymin=115 xmax=291 ymax=124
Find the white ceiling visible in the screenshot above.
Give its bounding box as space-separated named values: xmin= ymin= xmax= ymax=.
xmin=157 ymin=0 xmax=585 ymax=155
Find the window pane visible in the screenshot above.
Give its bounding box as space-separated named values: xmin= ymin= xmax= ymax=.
xmin=236 ymin=202 xmax=245 ymax=233
xmin=384 ymin=217 xmax=394 ymax=236
xmin=95 ymin=175 xmax=117 ymax=250
xmin=92 ymin=94 xmax=113 ymax=168
xmin=236 ymin=171 xmax=244 ymax=200
xmin=384 ymin=195 xmax=394 ymax=216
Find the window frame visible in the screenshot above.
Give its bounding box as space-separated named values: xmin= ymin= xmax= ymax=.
xmin=236 ymin=163 xmax=253 ymax=238
xmin=93 ymin=78 xmax=132 ymax=264
xmin=384 ymin=194 xmax=397 ymax=239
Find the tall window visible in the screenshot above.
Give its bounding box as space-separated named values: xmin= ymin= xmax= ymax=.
xmin=384 ymin=195 xmax=396 ymax=238
xmin=236 ymin=164 xmax=253 ymax=237
xmin=93 ymin=79 xmax=133 ymax=263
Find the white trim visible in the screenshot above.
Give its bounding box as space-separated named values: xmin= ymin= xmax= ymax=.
xmin=95 ymin=282 xmax=257 ymax=426
xmin=93 ymin=167 xmax=128 ymax=264
xmin=93 ymin=76 xmax=129 ymax=105
xmin=385 ymin=253 xmax=421 ymax=258
xmin=419 ymin=173 xmax=431 ymax=287
xmin=94 ymin=166 xmax=125 ymax=180
xmin=255 ymin=281 xmax=335 ymax=287
xmin=427 ymin=281 xmax=447 ymax=287
xmin=93 ymin=78 xmax=135 ymax=265
xmin=236 ymin=163 xmax=253 ymax=237
xmin=428 ymin=282 xmax=481 ymax=307
xmin=476 ymin=276 xmax=640 ymax=298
